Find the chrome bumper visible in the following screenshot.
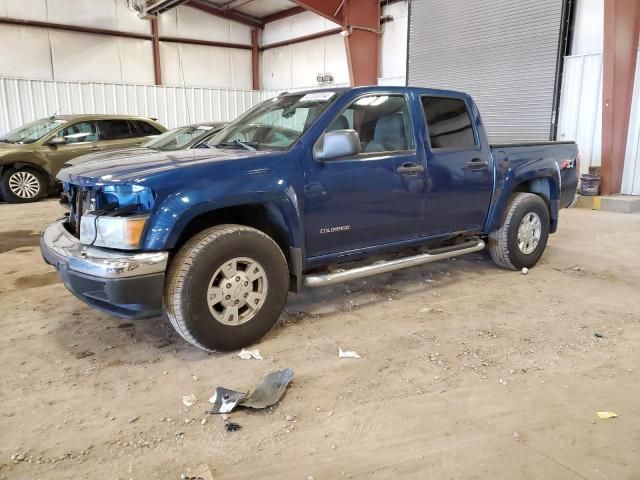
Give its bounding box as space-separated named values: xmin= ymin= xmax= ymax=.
xmin=41 ymin=220 xmax=168 ymax=279
xmin=40 ymin=220 xmax=168 ymax=319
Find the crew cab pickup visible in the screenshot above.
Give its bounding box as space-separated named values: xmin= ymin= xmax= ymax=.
xmin=41 ymin=86 xmax=579 ymax=352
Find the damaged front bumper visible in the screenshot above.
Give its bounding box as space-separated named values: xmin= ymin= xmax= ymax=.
xmin=40 ymin=220 xmax=167 ymax=319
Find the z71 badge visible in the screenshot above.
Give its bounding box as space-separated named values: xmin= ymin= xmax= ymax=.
xmin=320 ymin=225 xmax=351 ymax=234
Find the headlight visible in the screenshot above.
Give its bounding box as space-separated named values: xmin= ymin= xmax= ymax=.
xmin=80 ymin=214 xmax=148 ymax=250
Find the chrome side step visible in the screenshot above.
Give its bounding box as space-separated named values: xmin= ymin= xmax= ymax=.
xmin=303 ymin=239 xmax=486 ymax=287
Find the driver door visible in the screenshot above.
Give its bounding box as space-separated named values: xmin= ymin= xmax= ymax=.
xmin=304 ymin=94 xmax=427 ymax=259
xmin=44 ymin=121 xmax=100 ymax=174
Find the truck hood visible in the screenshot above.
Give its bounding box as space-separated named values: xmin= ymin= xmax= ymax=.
xmin=57 ymin=148 xmax=274 ymax=186
xmin=64 ymin=147 xmax=156 ymax=167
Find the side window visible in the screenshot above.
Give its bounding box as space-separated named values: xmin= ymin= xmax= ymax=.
xmin=56 ymin=121 xmax=98 ymax=144
xmin=130 ymin=120 xmax=161 ymax=136
xmin=421 ymin=96 xmax=476 ymax=149
xmin=328 ymin=95 xmax=414 ymax=154
xmin=98 ymin=120 xmax=133 ymax=141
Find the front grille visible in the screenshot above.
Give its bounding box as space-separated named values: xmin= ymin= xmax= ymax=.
xmin=68 ymin=187 xmax=85 ymax=237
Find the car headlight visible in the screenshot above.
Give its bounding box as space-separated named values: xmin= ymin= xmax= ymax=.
xmin=80 ymin=214 xmax=148 ymax=250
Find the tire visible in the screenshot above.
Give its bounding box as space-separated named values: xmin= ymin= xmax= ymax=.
xmin=164 ymin=224 xmax=290 ymax=351
xmin=1 ymin=167 xmax=47 ymax=203
xmin=489 ymin=193 xmax=550 ymax=270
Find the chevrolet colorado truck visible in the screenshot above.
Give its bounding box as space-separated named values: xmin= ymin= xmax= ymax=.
xmin=41 ymin=86 xmax=579 ymax=352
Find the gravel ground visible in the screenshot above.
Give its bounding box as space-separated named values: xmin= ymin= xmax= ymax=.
xmin=1 ymin=199 xmax=639 ymax=480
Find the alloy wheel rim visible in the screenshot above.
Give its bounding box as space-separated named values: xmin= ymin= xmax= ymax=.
xmin=8 ymin=171 xmax=40 ymax=199
xmin=206 ymin=256 xmax=268 ymax=326
xmin=517 ymin=212 xmax=542 ymax=254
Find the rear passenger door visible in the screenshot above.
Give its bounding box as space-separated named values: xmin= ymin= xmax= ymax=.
xmin=96 ymin=119 xmax=140 ymax=151
xmin=421 ymin=95 xmax=493 ymax=236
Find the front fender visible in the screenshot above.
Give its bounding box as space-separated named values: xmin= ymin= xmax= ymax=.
xmin=143 ymin=180 xmax=303 ymax=251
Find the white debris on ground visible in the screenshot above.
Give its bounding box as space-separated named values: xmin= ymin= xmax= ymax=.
xmin=238 ymin=348 xmax=263 ymax=360
xmin=182 ymin=393 xmax=197 ymax=407
xmin=338 ymin=348 xmax=362 ymax=359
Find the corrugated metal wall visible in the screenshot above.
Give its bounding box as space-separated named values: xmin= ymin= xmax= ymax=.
xmin=0 ymin=77 xmax=277 ymax=135
xmin=407 ymin=0 xmax=564 ymax=143
xmin=621 ymin=50 xmax=640 ymax=195
xmin=557 ymin=53 xmax=602 ymax=174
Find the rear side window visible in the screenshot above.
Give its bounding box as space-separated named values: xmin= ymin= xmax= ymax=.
xmin=130 ymin=120 xmax=161 ymax=136
xmin=98 ymin=120 xmax=132 ymax=140
xmin=421 ymin=97 xmax=476 ymax=149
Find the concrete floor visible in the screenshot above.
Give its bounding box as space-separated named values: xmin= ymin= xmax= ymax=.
xmin=0 ymin=199 xmax=639 ymax=480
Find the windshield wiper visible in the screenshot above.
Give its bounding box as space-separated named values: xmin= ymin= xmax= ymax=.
xmin=218 ymin=139 xmax=257 ymax=151
xmin=0 ymin=138 xmax=14 ymax=144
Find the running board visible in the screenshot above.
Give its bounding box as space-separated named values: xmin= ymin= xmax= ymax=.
xmin=303 ymin=239 xmax=486 ymax=287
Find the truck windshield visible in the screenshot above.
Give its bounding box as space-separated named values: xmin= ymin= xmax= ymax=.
xmin=0 ymin=118 xmax=67 ymax=144
xmin=208 ymin=91 xmax=340 ymax=151
xmin=144 ymin=125 xmax=221 ymax=151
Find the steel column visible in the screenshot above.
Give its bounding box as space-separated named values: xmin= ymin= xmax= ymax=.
xmin=290 ymin=0 xmax=380 ymax=86
xmin=151 ymin=17 xmax=162 ymax=86
xmin=601 ymin=0 xmax=640 ymax=194
xmin=252 ymin=29 xmax=260 ymax=90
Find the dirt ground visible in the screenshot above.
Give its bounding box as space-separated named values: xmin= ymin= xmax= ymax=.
xmin=0 ymin=199 xmax=639 ymax=480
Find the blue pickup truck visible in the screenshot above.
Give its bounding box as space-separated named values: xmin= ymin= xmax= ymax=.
xmin=41 ymin=86 xmax=579 ymax=351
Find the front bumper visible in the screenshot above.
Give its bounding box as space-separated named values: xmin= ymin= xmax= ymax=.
xmin=40 ymin=220 xmax=168 ymax=319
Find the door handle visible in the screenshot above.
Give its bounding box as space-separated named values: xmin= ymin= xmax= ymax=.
xmin=466 ymin=158 xmax=488 ymax=170
xmin=90 ymin=145 xmax=101 ymax=151
xmin=396 ymin=162 xmax=425 ymax=175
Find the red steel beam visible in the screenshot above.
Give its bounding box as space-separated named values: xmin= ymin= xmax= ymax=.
xmin=601 ymin=0 xmax=640 ymax=194
xmin=263 ymin=6 xmax=306 ymax=24
xmin=290 ymin=0 xmax=347 ymax=25
xmin=260 ymin=27 xmax=342 ymax=50
xmin=288 ymin=0 xmax=379 ymax=86
xmin=160 ymin=36 xmax=251 ymax=49
xmin=187 ymin=0 xmax=264 ymax=29
xmin=251 ymin=29 xmax=260 ymax=89
xmin=151 ymin=17 xmax=162 ymax=85
xmin=0 ymin=16 xmax=151 ymax=40
xmin=343 ymin=0 xmax=380 ymax=85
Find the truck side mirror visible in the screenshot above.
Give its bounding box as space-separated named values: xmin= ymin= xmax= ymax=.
xmin=48 ymin=136 xmax=67 ymax=146
xmin=313 ymin=129 xmax=361 ymax=161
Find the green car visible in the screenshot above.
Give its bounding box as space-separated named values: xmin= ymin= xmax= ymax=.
xmin=0 ymin=114 xmax=166 ymax=203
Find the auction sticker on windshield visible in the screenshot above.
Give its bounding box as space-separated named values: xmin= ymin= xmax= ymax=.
xmin=300 ymin=92 xmax=335 ymax=102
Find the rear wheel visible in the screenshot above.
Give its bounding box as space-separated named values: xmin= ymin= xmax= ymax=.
xmin=164 ymin=225 xmax=289 ymax=351
xmin=489 ymin=193 xmax=550 ymax=270
xmin=1 ymin=167 xmax=47 ymax=203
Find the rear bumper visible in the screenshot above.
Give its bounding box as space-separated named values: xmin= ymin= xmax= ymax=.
xmin=40 ymin=220 xmax=167 ymax=319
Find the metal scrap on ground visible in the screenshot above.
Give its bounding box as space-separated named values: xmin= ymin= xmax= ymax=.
xmin=338 ymin=348 xmax=362 ymax=359
xmin=596 ymin=411 xmax=618 ymax=419
xmin=206 ymin=368 xmax=294 ymax=414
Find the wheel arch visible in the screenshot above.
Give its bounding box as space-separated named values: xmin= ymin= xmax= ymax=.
xmin=487 ymin=173 xmax=560 ymax=234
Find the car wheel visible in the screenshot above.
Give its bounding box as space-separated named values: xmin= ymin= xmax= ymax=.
xmin=1 ymin=167 xmax=47 ymax=203
xmin=164 ymin=224 xmax=290 ymax=351
xmin=489 ymin=193 xmax=550 ymax=270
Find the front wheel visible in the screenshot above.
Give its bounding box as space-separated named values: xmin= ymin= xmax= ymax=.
xmin=1 ymin=167 xmax=47 ymax=203
xmin=489 ymin=193 xmax=550 ymax=270
xmin=164 ymin=225 xmax=290 ymax=351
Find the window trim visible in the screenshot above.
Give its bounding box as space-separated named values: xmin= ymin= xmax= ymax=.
xmin=318 ymin=92 xmax=417 ymax=160
xmin=54 ymin=120 xmax=99 ymax=146
xmin=420 ymin=94 xmax=480 ymax=153
xmin=97 ymin=119 xmax=134 ymax=142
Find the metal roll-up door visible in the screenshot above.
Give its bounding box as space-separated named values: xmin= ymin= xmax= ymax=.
xmin=408 ymin=0 xmax=566 ymax=143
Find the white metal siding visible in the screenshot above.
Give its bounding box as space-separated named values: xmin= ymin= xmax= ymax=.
xmin=407 ymin=0 xmax=564 ymax=142
xmin=557 ymin=53 xmax=602 ymax=173
xmin=621 ymin=50 xmax=640 ymax=195
xmin=0 ymin=77 xmax=274 ymax=134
